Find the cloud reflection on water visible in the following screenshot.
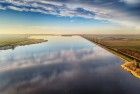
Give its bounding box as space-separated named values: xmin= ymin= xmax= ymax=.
xmin=1 ymin=48 xmax=119 ymax=94
xmin=0 ymin=45 xmax=115 ymax=72
xmin=0 ymin=36 xmax=139 ymax=94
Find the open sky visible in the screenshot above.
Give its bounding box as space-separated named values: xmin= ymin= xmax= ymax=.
xmin=0 ymin=0 xmax=140 ymax=34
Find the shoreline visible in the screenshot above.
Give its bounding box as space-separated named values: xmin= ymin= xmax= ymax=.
xmin=82 ymin=35 xmax=140 ymax=79
xmin=121 ymin=61 xmax=140 ymax=79
xmin=0 ymin=38 xmax=47 ymax=50
xmin=97 ymin=43 xmax=140 ymax=79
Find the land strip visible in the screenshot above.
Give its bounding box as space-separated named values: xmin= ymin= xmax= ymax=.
xmin=0 ymin=34 xmax=47 ymax=50
xmin=82 ymin=34 xmax=140 ymax=79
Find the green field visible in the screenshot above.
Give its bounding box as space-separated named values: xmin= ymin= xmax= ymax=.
xmin=99 ymin=39 xmax=140 ymax=52
xmin=83 ymin=34 xmax=140 ymax=51
xmin=0 ymin=34 xmax=47 ymax=50
xmin=82 ymin=34 xmax=140 ymax=61
xmin=82 ymin=34 xmax=140 ymax=78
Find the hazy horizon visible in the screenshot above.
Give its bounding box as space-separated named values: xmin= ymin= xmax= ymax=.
xmin=0 ymin=0 xmax=140 ymax=34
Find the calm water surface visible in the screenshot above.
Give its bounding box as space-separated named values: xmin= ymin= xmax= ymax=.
xmin=0 ymin=36 xmax=139 ymax=94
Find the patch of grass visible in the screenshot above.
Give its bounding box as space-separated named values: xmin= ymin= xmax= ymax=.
xmin=0 ymin=34 xmax=47 ymax=50
xmin=82 ymin=34 xmax=140 ymax=61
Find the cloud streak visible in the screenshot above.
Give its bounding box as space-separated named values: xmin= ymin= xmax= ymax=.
xmin=0 ymin=47 xmax=113 ymax=73
xmin=0 ymin=0 xmax=139 ymax=28
xmin=120 ymin=0 xmax=140 ymax=5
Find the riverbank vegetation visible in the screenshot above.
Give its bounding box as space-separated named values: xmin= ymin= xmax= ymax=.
xmin=121 ymin=61 xmax=140 ymax=79
xmin=0 ymin=34 xmax=47 ymax=50
xmin=82 ymin=34 xmax=140 ymax=78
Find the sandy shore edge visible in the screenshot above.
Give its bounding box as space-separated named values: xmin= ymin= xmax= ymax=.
xmin=121 ymin=61 xmax=140 ymax=79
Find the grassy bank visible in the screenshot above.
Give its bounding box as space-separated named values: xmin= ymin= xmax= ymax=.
xmin=0 ymin=34 xmax=47 ymax=50
xmin=82 ymin=34 xmax=140 ymax=79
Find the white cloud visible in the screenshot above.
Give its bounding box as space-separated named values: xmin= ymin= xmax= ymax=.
xmin=120 ymin=0 xmax=140 ymax=5
xmin=0 ymin=47 xmax=113 ymax=73
xmin=0 ymin=0 xmax=139 ymax=29
xmin=7 ymin=5 xmax=27 ymax=11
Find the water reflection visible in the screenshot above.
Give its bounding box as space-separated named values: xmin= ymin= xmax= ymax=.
xmin=0 ymin=36 xmax=140 ymax=94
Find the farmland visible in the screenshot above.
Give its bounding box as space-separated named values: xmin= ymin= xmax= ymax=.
xmin=82 ymin=34 xmax=140 ymax=78
xmin=0 ymin=34 xmax=47 ymax=50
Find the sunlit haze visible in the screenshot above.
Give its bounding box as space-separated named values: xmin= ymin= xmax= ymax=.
xmin=0 ymin=0 xmax=140 ymax=34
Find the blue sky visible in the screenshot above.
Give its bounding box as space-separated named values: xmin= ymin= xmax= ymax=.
xmin=0 ymin=0 xmax=139 ymax=34
xmin=0 ymin=9 xmax=112 ymax=27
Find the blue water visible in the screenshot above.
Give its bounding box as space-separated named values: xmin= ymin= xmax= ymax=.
xmin=0 ymin=36 xmax=139 ymax=94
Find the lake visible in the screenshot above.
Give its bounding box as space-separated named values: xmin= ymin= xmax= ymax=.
xmin=0 ymin=36 xmax=140 ymax=94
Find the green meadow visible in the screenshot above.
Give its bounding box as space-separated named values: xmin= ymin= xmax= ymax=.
xmin=0 ymin=34 xmax=46 ymax=50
